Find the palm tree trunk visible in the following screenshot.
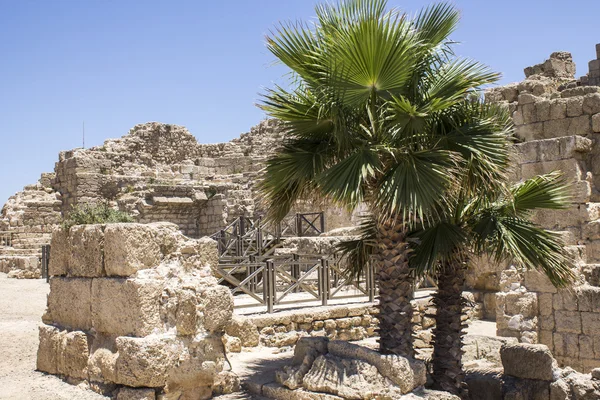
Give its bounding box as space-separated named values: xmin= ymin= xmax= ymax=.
xmin=431 ymin=259 xmax=468 ymax=398
xmin=373 ymin=218 xmax=414 ymax=358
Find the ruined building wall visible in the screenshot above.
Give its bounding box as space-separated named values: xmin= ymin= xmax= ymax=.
xmin=486 ymin=48 xmax=600 ymax=372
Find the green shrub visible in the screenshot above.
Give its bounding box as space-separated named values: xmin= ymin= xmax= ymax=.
xmin=62 ymin=203 xmax=134 ymax=230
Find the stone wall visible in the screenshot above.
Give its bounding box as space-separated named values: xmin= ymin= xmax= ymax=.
xmin=37 ymin=222 xmax=239 ymax=399
xmin=466 ymin=342 xmax=600 ymax=400
xmin=0 ymin=173 xmax=62 ymax=278
xmin=222 ymin=292 xmax=482 ymax=355
xmin=486 ymin=47 xmax=600 ymax=373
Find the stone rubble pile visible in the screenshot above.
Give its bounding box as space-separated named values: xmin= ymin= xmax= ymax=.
xmin=466 ymin=343 xmax=600 ymax=400
xmin=37 ymin=222 xmax=239 ymax=399
xmin=254 ymin=337 xmax=459 ymax=400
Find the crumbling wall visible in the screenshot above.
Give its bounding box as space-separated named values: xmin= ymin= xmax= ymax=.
xmin=486 ymin=47 xmax=600 ymax=373
xmin=37 ymin=222 xmax=238 ymax=399
xmin=0 ymin=173 xmax=62 ymax=278
xmin=466 ymin=342 xmax=600 ymax=399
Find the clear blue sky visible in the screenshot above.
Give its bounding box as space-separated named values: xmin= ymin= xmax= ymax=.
xmin=1 ymin=0 xmax=599 ymax=205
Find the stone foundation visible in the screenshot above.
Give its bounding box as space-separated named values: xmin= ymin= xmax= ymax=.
xmin=37 ymin=222 xmax=238 ymax=399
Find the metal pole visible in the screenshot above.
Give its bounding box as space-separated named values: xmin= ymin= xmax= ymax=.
xmin=320 ymin=211 xmax=325 ymax=234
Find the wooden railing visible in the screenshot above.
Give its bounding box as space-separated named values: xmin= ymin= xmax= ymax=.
xmin=215 ymin=253 xmax=375 ymax=313
xmin=210 ymin=212 xmax=325 ymax=261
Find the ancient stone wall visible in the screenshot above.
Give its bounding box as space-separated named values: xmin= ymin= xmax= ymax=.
xmin=37 ymin=222 xmax=239 ymax=399
xmin=486 ymin=47 xmax=600 ymax=373
xmin=466 ymin=342 xmax=600 ymax=400
xmin=0 ymin=173 xmax=62 ymax=278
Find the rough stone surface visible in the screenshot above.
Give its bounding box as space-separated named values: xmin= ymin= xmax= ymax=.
xmin=37 ymin=223 xmax=234 ymax=398
xmin=501 ymin=343 xmax=557 ymax=381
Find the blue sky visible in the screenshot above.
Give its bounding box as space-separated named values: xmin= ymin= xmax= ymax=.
xmin=1 ymin=0 xmax=599 ymax=205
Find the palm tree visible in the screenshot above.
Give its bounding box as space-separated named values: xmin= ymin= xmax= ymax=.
xmin=409 ymin=171 xmax=576 ymax=396
xmin=259 ymin=0 xmax=506 ymax=357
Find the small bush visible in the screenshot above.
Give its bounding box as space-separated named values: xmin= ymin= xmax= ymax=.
xmin=62 ymin=203 xmax=134 ymax=230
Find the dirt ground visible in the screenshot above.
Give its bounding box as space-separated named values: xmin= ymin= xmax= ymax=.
xmin=0 ymin=273 xmax=107 ymax=400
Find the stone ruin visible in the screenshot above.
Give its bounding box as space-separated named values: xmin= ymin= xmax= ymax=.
xmin=0 ymin=119 xmax=355 ymax=278
xmin=11 ymin=41 xmax=600 ymax=399
xmin=37 ymin=222 xmax=239 ymax=398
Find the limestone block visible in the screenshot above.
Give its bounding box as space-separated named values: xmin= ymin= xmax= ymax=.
xmin=538 ymin=293 xmax=553 ymax=316
xmin=68 ymin=224 xmax=104 ymax=277
xmin=91 ymin=278 xmax=163 ymax=336
xmin=582 ymin=312 xmax=600 ymax=336
xmin=550 ymin=99 xmax=567 ymax=120
xmin=49 ymin=229 xmax=69 ymax=276
xmin=577 ymin=286 xmax=600 ymax=312
xmin=58 ymin=330 xmax=89 ymax=380
xmin=567 ymin=97 xmax=584 ymax=117
xmin=524 ymin=270 xmax=558 ymax=293
xmin=593 ymin=113 xmax=600 ymax=133
xmin=175 ymin=289 xmax=199 ymax=336
xmin=501 ymin=343 xmax=556 ymax=381
xmin=522 ymin=159 xmax=583 ymax=182
xmin=583 ymin=93 xmax=600 ymax=115
xmin=555 ymin=311 xmax=582 ymax=334
xmin=104 ymin=223 xmax=178 ymax=277
xmin=536 ymin=100 xmax=551 ymax=122
xmin=519 ymin=93 xmax=538 ymax=105
xmin=225 ymin=316 xmax=259 ymax=347
xmin=554 ymin=290 xmax=578 ymax=311
xmin=505 ymin=292 xmax=538 ymax=318
xmin=116 ymin=388 xmax=156 ymax=400
xmin=46 ymin=277 xmax=92 ymax=330
xmin=569 ymin=115 xmax=592 ymax=136
xmin=522 ymin=104 xmax=537 ymax=124
xmin=37 ymin=325 xmax=64 ymax=375
xmin=115 ymin=336 xmax=179 ymax=387
xmin=543 ymin=119 xmax=570 ymax=139
xmin=515 ymin=122 xmax=544 ymax=141
xmin=88 ymin=334 xmax=118 ymax=383
xmin=530 ymin=205 xmax=590 ymax=231
xmin=584 ymin=241 xmax=600 ymax=263
xmin=222 ymin=334 xmax=241 ymax=353
xmin=202 ymin=284 xmax=234 ymax=334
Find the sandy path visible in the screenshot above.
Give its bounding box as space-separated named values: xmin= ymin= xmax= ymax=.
xmin=0 ymin=273 xmax=107 ymax=400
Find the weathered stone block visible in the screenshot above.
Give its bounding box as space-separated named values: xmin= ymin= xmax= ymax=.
xmin=569 ymin=115 xmax=592 ymax=136
xmin=46 ymin=277 xmax=92 ymax=330
xmin=555 ymin=311 xmax=582 ymax=334
xmin=202 ymin=284 xmax=234 ymax=334
xmin=582 ymin=312 xmax=600 ymax=336
xmin=104 ymin=223 xmax=178 ymax=277
xmin=583 ymin=93 xmax=600 ymax=115
xmin=593 ymin=113 xmax=600 ymax=133
xmin=225 ymin=316 xmax=259 ymax=347
xmin=58 ymin=330 xmax=89 ymax=379
xmin=116 ymin=388 xmax=156 ymax=400
xmin=506 ymin=292 xmax=538 ymax=318
xmin=567 ymin=97 xmax=584 ymax=117
xmin=37 ymin=325 xmax=64 ymax=375
xmin=536 ymin=100 xmax=551 ymax=122
xmin=68 ymin=224 xmax=104 ymax=277
xmin=538 ymin=293 xmax=553 ymax=316
xmin=91 ymin=278 xmax=163 ymax=336
xmin=501 ymin=343 xmax=556 ymax=381
xmin=115 ymin=336 xmax=179 ymax=387
xmin=88 ymin=334 xmax=118 ymax=383
xmin=549 ymin=99 xmax=567 ymax=120
xmin=49 ymin=229 xmax=69 ymax=276
xmin=524 ymin=270 xmax=558 ymax=293
xmin=543 ymin=118 xmax=570 ymax=139
xmin=521 ymin=159 xmax=583 ymax=182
